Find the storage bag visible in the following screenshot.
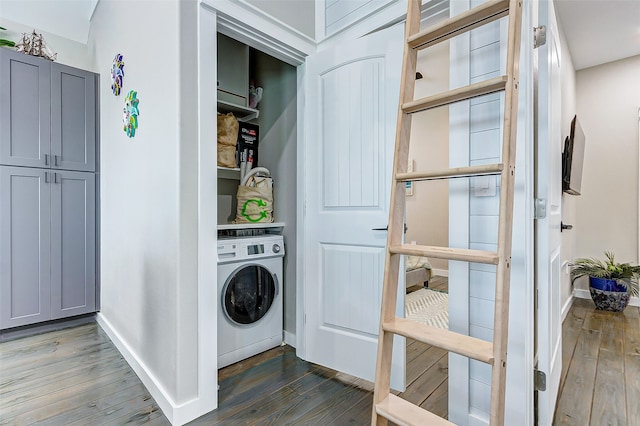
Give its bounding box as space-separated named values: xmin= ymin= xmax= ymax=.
xmin=217 ymin=113 xmax=239 ymax=168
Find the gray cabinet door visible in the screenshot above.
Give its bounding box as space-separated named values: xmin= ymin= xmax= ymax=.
xmin=0 ymin=166 xmax=51 ymax=329
xmin=51 ymin=63 xmax=96 ymax=172
xmin=0 ymin=50 xmax=51 ymax=168
xmin=50 ymin=170 xmax=96 ymax=319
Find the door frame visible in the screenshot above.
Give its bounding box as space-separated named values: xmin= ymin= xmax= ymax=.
xmin=197 ymin=0 xmax=312 ymax=421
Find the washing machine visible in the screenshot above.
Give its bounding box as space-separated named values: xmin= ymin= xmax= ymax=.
xmin=217 ymin=234 xmax=284 ymax=368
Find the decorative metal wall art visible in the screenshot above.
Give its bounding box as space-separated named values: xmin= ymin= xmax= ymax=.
xmin=123 ymin=90 xmax=140 ymax=138
xmin=111 ymin=54 xmax=125 ymax=96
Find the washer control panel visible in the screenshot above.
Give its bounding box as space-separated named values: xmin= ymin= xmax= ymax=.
xmin=217 ymin=235 xmax=285 ymax=263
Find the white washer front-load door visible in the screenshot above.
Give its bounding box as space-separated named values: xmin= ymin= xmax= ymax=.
xmin=302 ymin=22 xmax=405 ymax=391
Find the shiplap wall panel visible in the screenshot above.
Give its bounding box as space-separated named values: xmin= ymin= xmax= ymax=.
xmin=469 ymin=324 xmax=493 ymax=342
xmin=469 ymin=100 xmax=501 ymax=133
xmin=470 ymin=191 xmax=500 ymax=215
xmin=470 ymin=379 xmax=492 ymax=412
xmin=466 ymin=6 xmax=504 ymax=418
xmin=470 ymin=129 xmax=501 ymax=159
xmin=469 ymin=216 xmax=499 ymax=244
xmin=469 ymin=297 xmax=495 ymax=329
xmin=470 ymin=359 xmax=492 ymax=385
xmin=469 ymin=270 xmax=496 ymax=300
xmin=470 ymin=20 xmax=501 ymax=50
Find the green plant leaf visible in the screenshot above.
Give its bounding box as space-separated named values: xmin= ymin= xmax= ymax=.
xmin=0 ymin=40 xmax=16 ymax=47
xmin=571 ymin=251 xmax=640 ymax=297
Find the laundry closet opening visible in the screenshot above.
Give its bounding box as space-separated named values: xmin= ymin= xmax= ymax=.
xmin=215 ymin=31 xmax=298 ymax=371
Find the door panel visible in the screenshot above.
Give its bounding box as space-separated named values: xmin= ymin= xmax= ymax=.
xmin=0 ymin=167 xmax=51 ymax=329
xmin=50 ymin=170 xmax=96 ymax=319
xmin=51 ymin=63 xmax=96 ymax=172
xmin=536 ymin=0 xmax=563 ymax=423
xmin=0 ymin=50 xmax=51 ymax=168
xmin=303 ymin=23 xmax=405 ymax=389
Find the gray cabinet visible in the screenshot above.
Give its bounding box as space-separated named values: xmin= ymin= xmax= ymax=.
xmin=0 ymin=167 xmax=52 ymax=328
xmin=0 ymin=51 xmax=51 ymax=168
xmin=50 ymin=171 xmax=96 ymax=320
xmin=0 ymin=49 xmax=96 ymax=172
xmin=0 ymin=49 xmax=98 ymax=330
xmin=0 ymin=167 xmax=95 ymax=329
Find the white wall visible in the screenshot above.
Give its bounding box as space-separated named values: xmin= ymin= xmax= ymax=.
xmin=558 ymin=19 xmax=577 ymax=314
xmin=406 ymin=41 xmax=449 ymax=274
xmin=244 ymin=0 xmax=315 ymax=38
xmin=88 ymin=0 xmax=202 ymax=422
xmin=573 ymin=54 xmax=640 ymax=289
xmin=0 ymin=17 xmax=90 ymax=70
xmin=0 ymin=0 xmax=93 ymax=45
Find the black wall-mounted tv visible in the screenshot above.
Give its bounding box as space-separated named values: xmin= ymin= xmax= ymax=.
xmin=562 ymin=115 xmax=586 ymax=195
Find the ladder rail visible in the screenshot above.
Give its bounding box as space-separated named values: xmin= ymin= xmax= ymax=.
xmin=490 ymin=0 xmax=523 ymax=424
xmin=371 ymin=0 xmax=421 ymax=423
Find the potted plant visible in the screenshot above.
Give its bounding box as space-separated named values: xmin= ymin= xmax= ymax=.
xmin=571 ymin=251 xmax=640 ymax=312
xmin=0 ymin=27 xmax=16 ymax=48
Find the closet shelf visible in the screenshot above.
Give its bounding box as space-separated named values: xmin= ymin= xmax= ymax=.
xmin=218 ymin=222 xmax=285 ymax=230
xmin=217 ymin=166 xmax=241 ymax=180
xmin=217 ymin=100 xmax=259 ymax=122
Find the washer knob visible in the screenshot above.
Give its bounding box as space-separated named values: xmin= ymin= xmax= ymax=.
xmin=272 ymin=244 xmax=281 ymax=253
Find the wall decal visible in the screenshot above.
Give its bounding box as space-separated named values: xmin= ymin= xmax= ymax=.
xmin=123 ymin=90 xmax=139 ymax=138
xmin=111 ymin=54 xmax=125 ymax=96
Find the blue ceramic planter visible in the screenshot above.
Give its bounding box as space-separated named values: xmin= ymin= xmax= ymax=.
xmin=588 ymin=277 xmax=629 ymax=312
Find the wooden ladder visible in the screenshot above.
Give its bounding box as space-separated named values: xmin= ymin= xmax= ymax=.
xmin=371 ymin=0 xmax=523 ymax=425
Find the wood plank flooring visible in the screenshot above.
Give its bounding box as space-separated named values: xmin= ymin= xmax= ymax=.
xmin=13 ymin=278 xmax=639 ymax=424
xmin=0 ymin=277 xmax=449 ymax=425
xmin=0 ymin=325 xmax=445 ymax=425
xmin=553 ymin=297 xmax=640 ymax=426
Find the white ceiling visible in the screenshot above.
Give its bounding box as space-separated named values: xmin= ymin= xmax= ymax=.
xmin=1 ymin=0 xmax=638 ymax=70
xmin=0 ymin=0 xmax=97 ymax=44
xmin=554 ymin=0 xmax=640 ymax=70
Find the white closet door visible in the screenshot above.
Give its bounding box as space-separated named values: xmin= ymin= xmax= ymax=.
xmin=302 ymin=22 xmax=405 ymax=389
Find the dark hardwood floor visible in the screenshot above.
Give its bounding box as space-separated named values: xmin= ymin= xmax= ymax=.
xmin=0 ymin=277 xmax=449 ymax=425
xmin=553 ymin=297 xmax=640 ymax=426
xmin=11 ymin=278 xmax=637 ymax=425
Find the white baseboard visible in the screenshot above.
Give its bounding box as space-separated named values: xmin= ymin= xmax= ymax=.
xmin=561 ymin=294 xmax=574 ymax=322
xmin=284 ymin=330 xmax=296 ymax=348
xmin=432 ymin=268 xmax=448 ymax=278
xmin=573 ymin=288 xmax=590 ymax=301
xmin=97 ymin=314 xmax=210 ymax=425
xmin=573 ymin=288 xmax=640 ymax=307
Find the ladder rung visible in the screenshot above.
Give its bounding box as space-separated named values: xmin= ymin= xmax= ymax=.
xmin=390 ymin=244 xmax=499 ymax=265
xmin=383 ymin=318 xmax=494 ymax=364
xmin=408 ymin=0 xmax=510 ymax=50
xmin=402 ymin=76 xmax=508 ymax=114
xmin=396 ymin=163 xmax=503 ymax=181
xmin=376 ymin=394 xmax=454 ymax=426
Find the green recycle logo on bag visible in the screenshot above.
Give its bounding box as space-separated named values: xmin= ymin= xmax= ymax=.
xmin=241 ymin=198 xmax=268 ymax=222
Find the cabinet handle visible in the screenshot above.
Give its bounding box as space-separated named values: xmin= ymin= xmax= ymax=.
xmin=45 ymin=172 xmax=49 ymax=183
xmin=54 ymin=173 xmax=59 ymax=184
xmin=45 ymin=154 xmax=49 ymax=166
xmin=54 ymin=155 xmax=59 ymax=167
